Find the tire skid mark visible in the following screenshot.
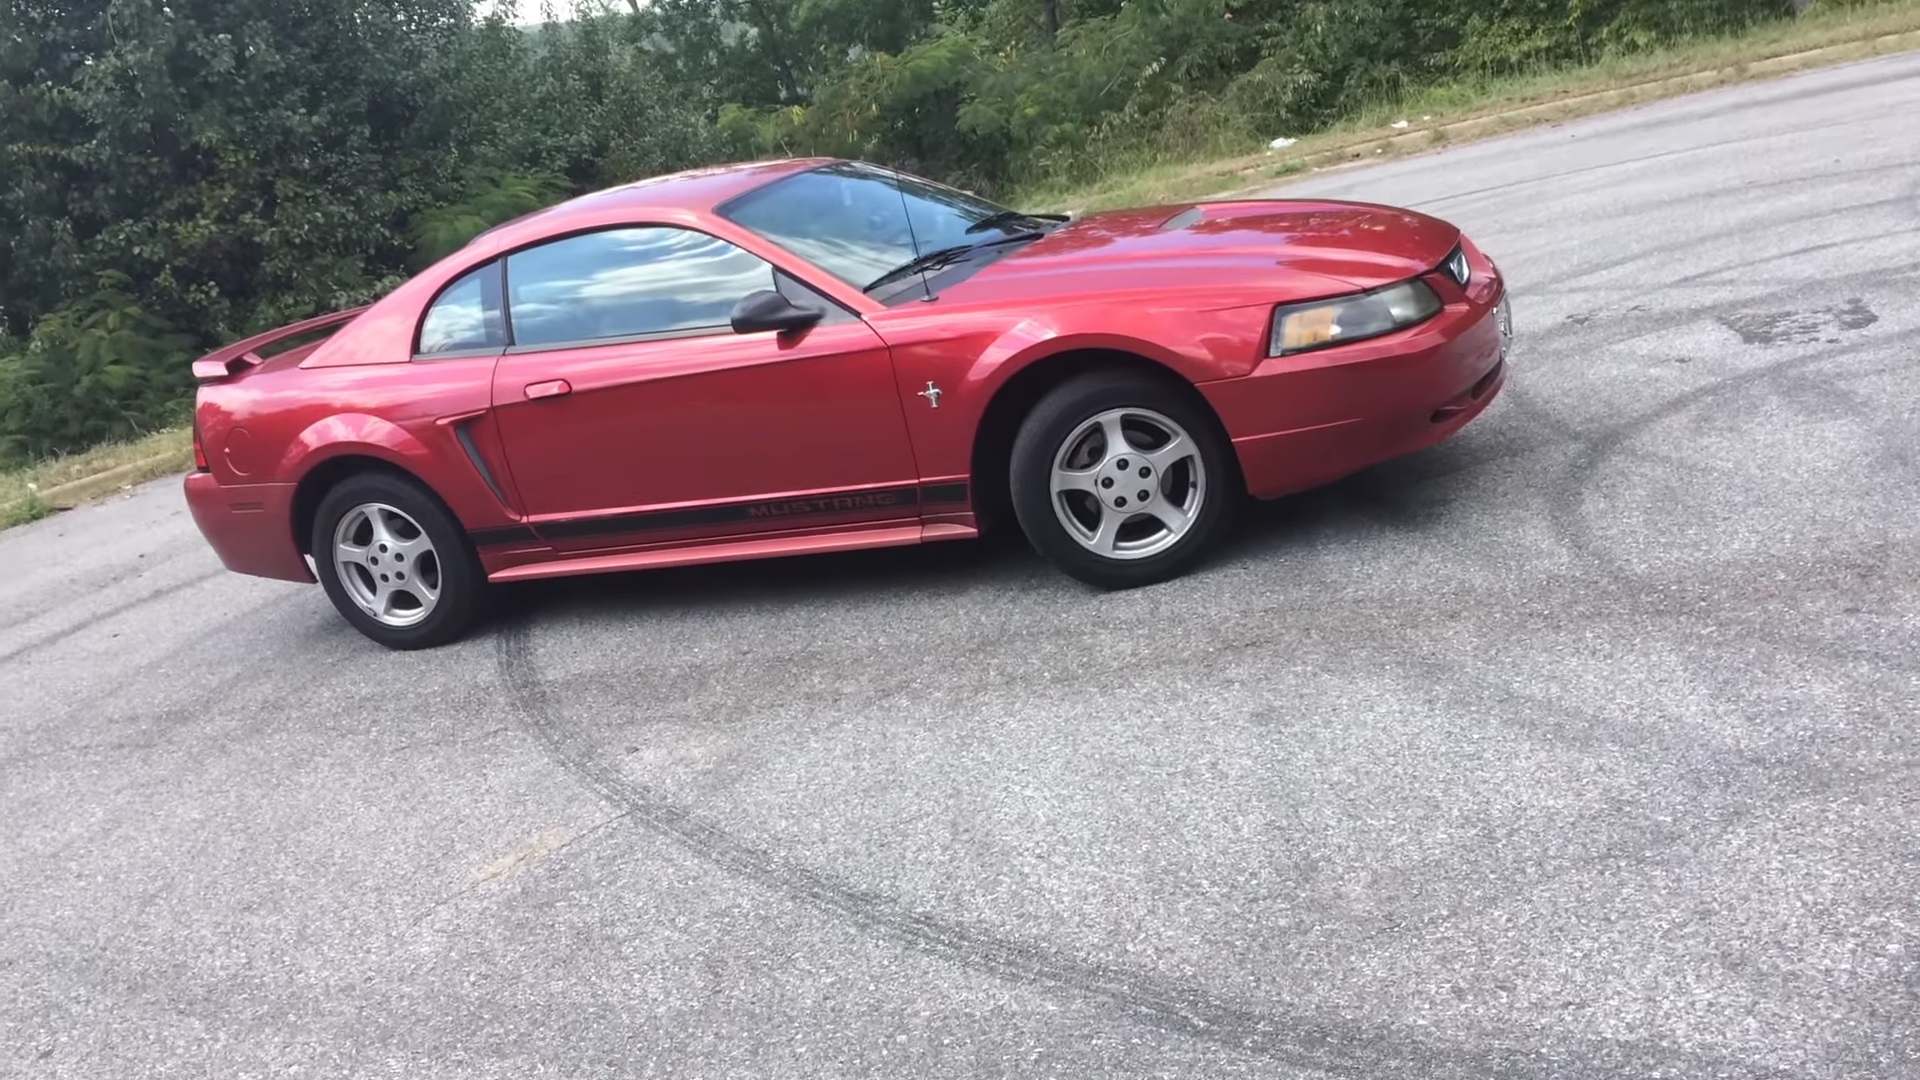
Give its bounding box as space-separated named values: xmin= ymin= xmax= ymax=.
xmin=1365 ymin=637 xmax=1917 ymax=874
xmin=492 ymin=620 xmax=1804 ymax=1079
xmin=0 ymin=516 xmax=213 ymax=631
xmin=0 ymin=567 xmax=226 ymax=666
xmin=0 ymin=660 xmax=260 ymax=776
xmin=0 ymin=588 xmax=308 ymax=756
xmin=1516 ymin=192 xmax=1916 ymax=294
xmin=1546 ymin=337 xmax=1898 ymax=579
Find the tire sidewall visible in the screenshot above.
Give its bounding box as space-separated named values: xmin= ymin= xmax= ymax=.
xmin=310 ymin=472 xmax=485 ymax=649
xmin=1009 ymin=373 xmax=1237 ymax=588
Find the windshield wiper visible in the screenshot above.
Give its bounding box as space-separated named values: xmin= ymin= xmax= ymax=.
xmin=863 ymin=244 xmax=975 ymax=292
xmin=965 ymin=210 xmax=1070 ymax=235
xmin=863 ymin=232 xmax=1047 ymax=293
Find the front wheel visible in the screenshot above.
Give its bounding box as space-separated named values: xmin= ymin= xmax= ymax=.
xmin=1008 ymin=372 xmax=1237 ymax=589
xmin=311 ymin=471 xmax=487 ymax=650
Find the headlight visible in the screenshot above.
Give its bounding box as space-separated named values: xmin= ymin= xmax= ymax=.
xmin=1269 ymin=279 xmax=1442 ymax=357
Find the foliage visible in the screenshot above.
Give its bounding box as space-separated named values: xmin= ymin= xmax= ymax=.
xmin=408 ymin=170 xmax=569 ymax=271
xmin=0 ymin=0 xmax=1823 ymax=465
xmin=10 ymin=488 xmax=52 ymax=527
xmin=0 ymin=274 xmax=196 ymax=461
xmin=714 ymin=0 xmax=1801 ymax=191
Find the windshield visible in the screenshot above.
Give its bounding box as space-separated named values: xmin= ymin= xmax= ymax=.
xmin=718 ymin=162 xmax=1028 ymax=291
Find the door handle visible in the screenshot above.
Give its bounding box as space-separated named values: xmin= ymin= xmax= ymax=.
xmin=524 ymin=379 xmax=571 ymax=400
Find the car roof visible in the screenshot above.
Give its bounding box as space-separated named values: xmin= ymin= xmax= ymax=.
xmin=469 ymin=157 xmax=838 ymax=247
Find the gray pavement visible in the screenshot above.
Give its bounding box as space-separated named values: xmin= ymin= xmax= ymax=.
xmin=5 ymin=52 xmax=1919 ymax=1079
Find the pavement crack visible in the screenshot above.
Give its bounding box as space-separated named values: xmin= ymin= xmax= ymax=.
xmin=410 ymin=809 xmax=637 ymax=929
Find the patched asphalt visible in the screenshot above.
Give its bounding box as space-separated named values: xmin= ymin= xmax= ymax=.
xmin=4 ymin=52 xmax=1918 ymax=1080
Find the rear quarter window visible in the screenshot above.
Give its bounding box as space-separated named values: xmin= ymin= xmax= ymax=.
xmin=418 ymin=262 xmax=507 ymax=356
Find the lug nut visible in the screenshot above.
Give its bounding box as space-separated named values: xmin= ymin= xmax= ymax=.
xmin=1116 ymin=458 xmax=1129 ymax=469
xmin=1100 ymin=477 xmax=1114 ymax=489
xmin=1115 ymin=497 xmax=1128 ymax=508
xmin=1137 ymin=490 xmax=1150 ymax=500
xmin=1139 ymin=467 xmax=1151 ymax=478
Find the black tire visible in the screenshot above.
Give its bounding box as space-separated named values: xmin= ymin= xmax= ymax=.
xmin=310 ymin=471 xmax=488 ymax=650
xmin=1009 ymin=370 xmax=1238 ymax=589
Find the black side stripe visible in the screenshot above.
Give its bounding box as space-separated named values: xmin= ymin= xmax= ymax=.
xmin=920 ymin=481 xmax=969 ymax=506
xmin=470 ymin=481 xmax=972 ymax=549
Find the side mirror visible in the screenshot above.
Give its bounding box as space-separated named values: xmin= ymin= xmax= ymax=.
xmin=730 ymin=290 xmax=825 ymax=335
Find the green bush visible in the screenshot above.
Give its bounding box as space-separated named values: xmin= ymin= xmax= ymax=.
xmin=0 ymin=277 xmax=195 ymax=465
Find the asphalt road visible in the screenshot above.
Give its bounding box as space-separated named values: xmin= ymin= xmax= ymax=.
xmin=5 ymin=53 xmax=1918 ymax=1080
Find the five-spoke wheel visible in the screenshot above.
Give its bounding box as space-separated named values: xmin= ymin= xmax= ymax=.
xmin=312 ymin=472 xmax=485 ymax=649
xmin=1011 ymin=371 xmax=1235 ymax=588
xmin=1048 ymin=407 xmax=1208 ymax=560
xmin=332 ymin=502 xmax=443 ymax=628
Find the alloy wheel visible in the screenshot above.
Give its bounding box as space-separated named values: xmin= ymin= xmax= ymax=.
xmin=331 ymin=502 xmax=442 ymax=628
xmin=1048 ymin=407 xmax=1208 ymax=561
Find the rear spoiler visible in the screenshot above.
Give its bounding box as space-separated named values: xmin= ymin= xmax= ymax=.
xmin=190 ymin=306 xmax=368 ymax=381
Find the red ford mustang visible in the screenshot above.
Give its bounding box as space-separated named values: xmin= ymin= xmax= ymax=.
xmin=184 ymin=158 xmax=1510 ymax=649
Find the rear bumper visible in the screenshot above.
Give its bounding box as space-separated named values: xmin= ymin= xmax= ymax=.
xmin=183 ymin=472 xmax=313 ymax=583
xmin=1201 ymin=291 xmax=1508 ymax=500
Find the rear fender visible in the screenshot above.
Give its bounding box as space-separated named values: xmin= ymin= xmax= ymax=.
xmin=279 ymin=413 xmax=526 ymax=544
xmin=279 ymin=414 xmax=436 ymax=481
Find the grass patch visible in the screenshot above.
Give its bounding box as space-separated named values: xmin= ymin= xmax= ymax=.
xmin=0 ymin=427 xmax=193 ymax=530
xmin=1022 ymin=0 xmax=1920 ymax=212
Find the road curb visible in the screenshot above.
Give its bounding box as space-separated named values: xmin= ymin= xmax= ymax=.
xmin=2 ymin=448 xmax=190 ymax=522
xmin=41 ymin=451 xmax=189 ymax=501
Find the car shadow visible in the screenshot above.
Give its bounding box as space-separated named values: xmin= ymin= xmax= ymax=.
xmin=493 ymin=436 xmax=1496 ymax=626
xmin=490 ymin=522 xmax=1042 ymax=625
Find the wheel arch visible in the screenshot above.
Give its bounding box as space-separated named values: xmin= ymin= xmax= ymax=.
xmin=968 ymin=348 xmax=1238 ymax=536
xmin=291 ymin=454 xmax=455 ymax=559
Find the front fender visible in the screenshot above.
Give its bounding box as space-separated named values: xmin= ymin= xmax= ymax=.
xmin=960 ymin=301 xmax=1269 ymax=398
xmin=876 ymin=299 xmax=1272 ymax=485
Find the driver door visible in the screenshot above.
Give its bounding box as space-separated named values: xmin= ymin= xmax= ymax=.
xmin=488 ymin=224 xmax=919 ymax=553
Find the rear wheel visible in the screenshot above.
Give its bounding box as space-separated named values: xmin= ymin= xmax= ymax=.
xmin=311 ymin=472 xmax=486 ymax=650
xmin=1009 ymin=371 xmax=1236 ymax=589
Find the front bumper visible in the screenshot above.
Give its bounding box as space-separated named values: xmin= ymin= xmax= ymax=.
xmin=1202 ymin=289 xmax=1509 ymax=500
xmin=183 ymin=472 xmax=314 ymax=582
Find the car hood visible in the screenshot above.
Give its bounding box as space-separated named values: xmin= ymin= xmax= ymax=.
xmin=937 ymin=199 xmax=1461 ymax=307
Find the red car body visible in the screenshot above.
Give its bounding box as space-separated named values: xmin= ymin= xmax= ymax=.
xmin=185 ymin=158 xmax=1507 ymax=599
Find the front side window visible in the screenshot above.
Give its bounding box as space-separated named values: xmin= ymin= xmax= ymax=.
xmin=417 ymin=261 xmax=506 ymax=356
xmin=719 ymin=162 xmax=1025 ymax=291
xmin=505 ymin=227 xmax=776 ymax=349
